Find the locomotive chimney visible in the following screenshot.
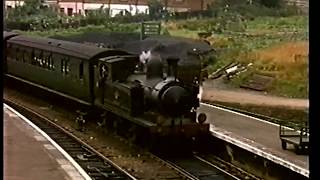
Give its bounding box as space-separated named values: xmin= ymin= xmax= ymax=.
xmin=166 ymin=57 xmax=179 ymax=79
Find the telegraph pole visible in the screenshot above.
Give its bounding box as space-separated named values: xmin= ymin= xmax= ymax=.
xmin=3 ymin=0 xmax=6 ymax=30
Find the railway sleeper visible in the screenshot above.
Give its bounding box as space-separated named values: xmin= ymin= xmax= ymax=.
xmin=68 ymin=151 xmax=95 ymax=157
xmin=86 ymin=167 xmax=124 ymax=178
xmin=82 ymin=162 xmax=111 ymax=169
xmin=76 ymin=154 xmax=100 ymax=161
xmin=56 ymin=143 xmax=82 ymax=148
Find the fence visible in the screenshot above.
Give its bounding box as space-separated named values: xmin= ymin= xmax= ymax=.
xmin=284 ymin=0 xmax=309 ymax=12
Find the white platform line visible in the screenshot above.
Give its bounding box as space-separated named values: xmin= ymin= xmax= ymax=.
xmin=201 ymin=103 xmax=294 ymax=129
xmin=202 ymin=102 xmax=309 ymax=136
xmin=4 ymin=104 xmax=92 ymax=180
xmin=210 ymin=125 xmax=309 ymax=178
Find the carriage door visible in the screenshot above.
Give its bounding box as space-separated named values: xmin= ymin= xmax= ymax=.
xmin=97 ymin=63 xmax=109 ymax=104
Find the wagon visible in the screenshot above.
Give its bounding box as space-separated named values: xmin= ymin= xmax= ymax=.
xmin=279 ymin=121 xmax=309 ymax=154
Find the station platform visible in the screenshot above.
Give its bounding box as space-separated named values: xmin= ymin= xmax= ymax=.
xmin=4 ymin=104 xmax=90 ymax=180
xmin=199 ymin=103 xmax=309 ymax=177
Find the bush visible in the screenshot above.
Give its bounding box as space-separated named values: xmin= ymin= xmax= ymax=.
xmin=260 ymin=0 xmax=282 ymax=8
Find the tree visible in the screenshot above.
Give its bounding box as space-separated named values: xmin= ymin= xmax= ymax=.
xmin=148 ymin=0 xmax=164 ymax=20
xmin=24 ymin=0 xmax=42 ymax=13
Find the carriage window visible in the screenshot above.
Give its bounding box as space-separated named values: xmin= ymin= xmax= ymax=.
xmin=48 ymin=54 xmax=54 ymax=70
xmin=79 ymin=61 xmax=84 ymax=80
xmin=24 ymin=49 xmax=31 ymax=64
xmin=31 ymin=49 xmax=37 ymax=65
xmin=45 ymin=55 xmax=49 ymax=69
xmin=42 ymin=52 xmax=51 ymax=70
xmin=16 ymin=47 xmax=20 ymax=61
xmin=32 ymin=49 xmax=42 ymax=66
xmin=38 ymin=51 xmax=44 ymax=67
xmin=61 ymin=57 xmax=70 ymax=74
xmin=22 ymin=50 xmax=25 ymax=63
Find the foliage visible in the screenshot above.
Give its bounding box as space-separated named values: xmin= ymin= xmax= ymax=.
xmin=112 ymin=13 xmax=150 ymax=23
xmin=260 ymin=0 xmax=282 ymax=8
xmin=165 ymin=15 xmax=308 ymax=98
xmin=148 ymin=0 xmax=166 ymax=20
xmin=5 ymin=0 xmax=60 ymax=31
xmin=5 ymin=1 xmax=151 ymax=31
xmin=17 ymin=23 xmax=141 ymax=37
xmin=84 ymin=7 xmax=110 ymax=25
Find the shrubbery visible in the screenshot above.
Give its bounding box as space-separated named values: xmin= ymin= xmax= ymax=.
xmin=5 ymin=3 xmax=151 ymax=32
xmin=5 ymin=0 xmax=303 ymax=34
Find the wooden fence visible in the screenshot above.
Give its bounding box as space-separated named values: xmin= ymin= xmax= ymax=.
xmin=284 ymin=0 xmax=309 ymax=12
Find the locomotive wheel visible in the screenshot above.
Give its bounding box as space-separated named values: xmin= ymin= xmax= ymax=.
xmin=127 ymin=125 xmax=137 ymax=142
xmin=294 ymin=145 xmax=301 ymax=154
xmin=281 ymin=140 xmax=287 ymax=150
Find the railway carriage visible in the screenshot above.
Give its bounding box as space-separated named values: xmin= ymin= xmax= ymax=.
xmin=5 ymin=34 xmax=128 ymax=104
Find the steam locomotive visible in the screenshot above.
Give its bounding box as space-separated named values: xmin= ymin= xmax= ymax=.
xmin=3 ymin=31 xmax=209 ymax=142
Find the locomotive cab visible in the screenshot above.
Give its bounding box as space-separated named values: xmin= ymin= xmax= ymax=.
xmin=94 ymin=55 xmax=145 ymax=116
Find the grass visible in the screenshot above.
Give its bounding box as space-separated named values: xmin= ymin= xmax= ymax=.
xmin=245 ymin=41 xmax=308 ymax=98
xmin=246 ymin=16 xmax=308 ymax=31
xmin=167 ymin=29 xmax=202 ymax=39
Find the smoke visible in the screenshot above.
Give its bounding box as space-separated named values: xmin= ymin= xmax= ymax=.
xmin=139 ymin=50 xmax=151 ymax=64
xmin=198 ymin=85 xmax=203 ymax=101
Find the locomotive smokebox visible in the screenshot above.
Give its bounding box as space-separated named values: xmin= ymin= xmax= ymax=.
xmin=161 ymin=86 xmax=192 ymax=117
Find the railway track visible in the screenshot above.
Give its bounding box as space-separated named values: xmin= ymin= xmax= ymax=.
xmin=4 ymin=86 xmax=259 ymax=180
xmin=159 ymin=155 xmax=238 ymax=180
xmin=5 ymin=98 xmax=255 ymax=180
xmin=5 ymin=100 xmax=136 ymax=180
xmin=154 ymin=153 xmax=260 ymax=180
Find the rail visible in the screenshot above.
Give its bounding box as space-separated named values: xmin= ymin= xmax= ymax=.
xmin=4 ymin=99 xmax=137 ymax=180
xmin=154 ymin=153 xmax=259 ymax=180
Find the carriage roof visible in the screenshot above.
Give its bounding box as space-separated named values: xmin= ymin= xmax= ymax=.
xmin=8 ymin=35 xmax=129 ymax=60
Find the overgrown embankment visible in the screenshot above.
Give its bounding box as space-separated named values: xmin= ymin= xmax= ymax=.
xmin=165 ymin=15 xmax=308 ymax=99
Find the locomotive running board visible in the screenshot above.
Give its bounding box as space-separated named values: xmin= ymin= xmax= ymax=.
xmin=5 ymin=74 xmax=92 ymax=106
xmin=95 ymin=102 xmax=157 ymax=128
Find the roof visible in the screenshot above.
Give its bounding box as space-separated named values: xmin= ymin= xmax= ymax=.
xmin=118 ymin=35 xmax=214 ymax=59
xmin=7 ymin=35 xmax=129 ymax=60
xmin=50 ymin=32 xmax=214 ymax=66
xmin=3 ymin=31 xmax=19 ymax=41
